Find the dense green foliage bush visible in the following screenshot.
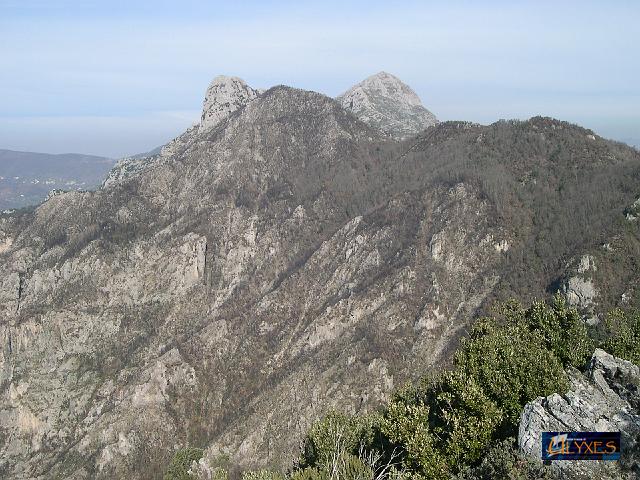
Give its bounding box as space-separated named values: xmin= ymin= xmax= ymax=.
xmin=454 ymin=317 xmax=567 ymax=428
xmin=601 ymin=309 xmax=640 ymax=365
xmin=381 ymin=371 xmax=501 ymax=477
xmin=298 ymin=410 xmax=377 ymax=470
xmin=164 ymin=447 xmax=204 ymax=480
xmin=498 ymin=297 xmax=594 ymax=368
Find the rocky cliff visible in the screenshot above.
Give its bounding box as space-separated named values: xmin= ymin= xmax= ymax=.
xmin=103 ymin=75 xmax=258 ymax=189
xmin=0 ymin=74 xmax=639 ymax=479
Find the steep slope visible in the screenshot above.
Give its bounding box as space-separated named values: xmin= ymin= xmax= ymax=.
xmin=337 ymin=72 xmax=438 ymax=139
xmin=0 ymin=85 xmax=508 ymax=479
xmin=0 ymin=76 xmax=639 ymax=479
xmin=0 ymin=150 xmax=116 ymax=209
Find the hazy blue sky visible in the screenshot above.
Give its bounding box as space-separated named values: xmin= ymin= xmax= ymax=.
xmin=1 ymin=0 xmax=638 ymax=157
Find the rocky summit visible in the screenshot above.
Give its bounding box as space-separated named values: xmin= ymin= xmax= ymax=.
xmin=337 ymin=71 xmax=438 ymax=139
xmin=0 ymin=73 xmax=639 ymax=479
xmin=200 ymin=76 xmax=259 ymax=130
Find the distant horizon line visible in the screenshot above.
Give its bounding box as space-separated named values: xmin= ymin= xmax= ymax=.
xmin=1 ymin=114 xmax=638 ymax=160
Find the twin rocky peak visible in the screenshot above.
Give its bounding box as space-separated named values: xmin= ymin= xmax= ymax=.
xmin=103 ymin=72 xmax=438 ymax=187
xmin=200 ymin=72 xmax=438 ymax=139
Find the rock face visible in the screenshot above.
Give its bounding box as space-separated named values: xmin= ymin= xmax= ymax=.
xmin=519 ymin=349 xmax=640 ymax=479
xmin=560 ymin=254 xmax=599 ymax=324
xmin=625 ymin=197 xmax=640 ymax=221
xmin=337 ymin=71 xmax=437 ymax=139
xmin=0 ymin=74 xmax=639 ymax=479
xmin=200 ymin=75 xmax=258 ymax=130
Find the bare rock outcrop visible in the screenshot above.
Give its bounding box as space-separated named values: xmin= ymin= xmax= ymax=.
xmin=518 ymin=349 xmax=640 ymax=479
xmin=559 ymin=254 xmax=599 ymax=324
xmin=337 ymin=71 xmax=437 ymax=139
xmin=200 ymin=75 xmax=258 ymax=130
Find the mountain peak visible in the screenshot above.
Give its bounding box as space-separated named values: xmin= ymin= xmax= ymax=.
xmin=200 ymin=75 xmax=258 ymax=130
xmin=358 ymin=71 xmax=423 ymax=107
xmin=337 ymin=72 xmax=437 ymax=139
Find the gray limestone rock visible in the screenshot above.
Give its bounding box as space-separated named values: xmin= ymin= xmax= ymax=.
xmin=200 ymin=75 xmax=258 ymax=131
xmin=518 ymin=349 xmax=640 ymax=479
xmin=337 ymin=71 xmax=437 ymax=139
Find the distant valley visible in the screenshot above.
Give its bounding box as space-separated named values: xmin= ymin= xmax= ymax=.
xmin=0 ymin=149 xmax=117 ymax=210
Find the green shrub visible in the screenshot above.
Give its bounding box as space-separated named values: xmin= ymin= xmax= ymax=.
xmin=336 ymin=453 xmax=374 ymax=480
xmin=299 ymin=410 xmax=377 ymax=470
xmin=508 ymin=296 xmax=594 ymax=368
xmin=454 ymin=438 xmax=552 ymax=480
xmin=601 ymin=309 xmax=640 ymax=365
xmin=291 ymin=453 xmax=374 ymax=480
xmin=379 ymin=390 xmax=441 ymax=475
xmin=164 ymin=447 xmax=204 ymax=480
xmin=379 ymin=370 xmax=502 ymax=477
xmin=454 ymin=314 xmax=568 ymax=430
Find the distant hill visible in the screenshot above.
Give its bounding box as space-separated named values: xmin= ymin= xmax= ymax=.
xmin=0 ymin=149 xmax=116 ymax=209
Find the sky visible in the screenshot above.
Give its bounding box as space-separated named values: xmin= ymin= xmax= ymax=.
xmin=0 ymin=0 xmax=638 ymax=158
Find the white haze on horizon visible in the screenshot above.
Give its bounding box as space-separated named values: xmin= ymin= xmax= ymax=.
xmin=1 ymin=0 xmax=638 ymax=157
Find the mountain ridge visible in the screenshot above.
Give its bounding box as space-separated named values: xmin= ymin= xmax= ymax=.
xmin=0 ymin=73 xmax=639 ymax=479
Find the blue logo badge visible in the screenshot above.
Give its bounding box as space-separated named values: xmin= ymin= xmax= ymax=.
xmin=542 ymin=432 xmax=621 ymax=460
